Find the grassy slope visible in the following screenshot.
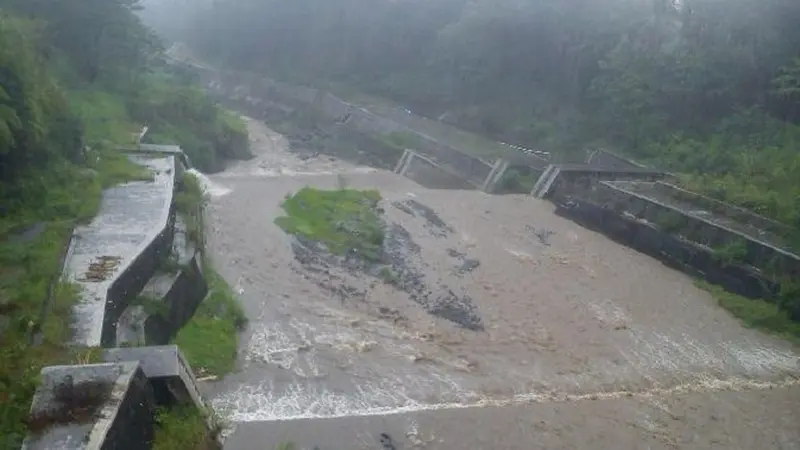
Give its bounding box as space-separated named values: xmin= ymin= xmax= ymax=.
xmin=275 ymin=187 xmax=385 ymax=263
xmin=0 ymin=151 xmax=148 ymax=448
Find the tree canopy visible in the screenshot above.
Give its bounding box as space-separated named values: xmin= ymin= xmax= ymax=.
xmin=144 ymin=0 xmax=800 ymax=227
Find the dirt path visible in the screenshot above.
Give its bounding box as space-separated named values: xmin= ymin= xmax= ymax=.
xmin=202 ymin=117 xmax=800 ymax=449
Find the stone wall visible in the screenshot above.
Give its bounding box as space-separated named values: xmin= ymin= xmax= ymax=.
xmin=104 ymin=346 xmax=207 ymax=410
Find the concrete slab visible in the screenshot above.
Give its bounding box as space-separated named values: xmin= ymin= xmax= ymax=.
xmin=65 ymin=155 xmax=175 ymax=346
xmin=104 ymin=346 xmax=206 ymax=410
xmin=23 ymin=362 xmax=155 ymax=450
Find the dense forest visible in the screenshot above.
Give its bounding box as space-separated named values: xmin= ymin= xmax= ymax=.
xmin=0 ymin=0 xmax=247 ymax=446
xmin=142 ymin=0 xmax=800 ymax=229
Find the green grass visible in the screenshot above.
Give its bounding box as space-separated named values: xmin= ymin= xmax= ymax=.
xmin=219 ymin=109 xmax=247 ymax=135
xmin=275 ymin=187 xmax=385 ymax=263
xmin=174 ymin=259 xmax=247 ymax=378
xmin=131 ymin=294 xmax=169 ymax=319
xmin=92 ymin=148 xmax=153 ymax=189
xmin=133 ymin=75 xmax=251 ymax=172
xmin=0 ymin=134 xmax=152 ymax=448
xmin=67 ymin=89 xmax=139 ymax=145
xmin=696 ymin=280 xmax=800 ymax=345
xmin=175 ymin=172 xmax=207 ymax=248
xmin=152 ymin=406 xmax=220 ymax=450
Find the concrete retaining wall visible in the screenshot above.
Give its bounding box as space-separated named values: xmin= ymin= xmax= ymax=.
xmin=649 ymin=182 xmax=794 ymax=238
xmin=556 ymin=180 xmax=800 ymax=300
xmin=67 ymin=155 xmax=178 ymax=347
xmin=144 ymin=252 xmax=209 ymax=345
xmin=586 ymin=149 xmax=647 ymax=169
xmin=395 ymin=150 xmax=476 ymax=190
xmin=25 ymin=347 xmax=217 ymax=450
xmin=546 ymin=165 xmax=668 ymax=200
xmin=598 ymin=182 xmax=798 ymax=279
xmin=23 ymin=362 xmax=157 ymax=450
xmin=103 ymin=210 xmax=176 ymax=346
xmin=555 ymin=199 xmax=781 ymax=299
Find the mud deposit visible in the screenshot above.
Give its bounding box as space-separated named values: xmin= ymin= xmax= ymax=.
xmin=202 ymin=117 xmax=800 ymax=449
xmin=287 ymin=218 xmax=483 ymax=331
xmin=250 ymin=102 xmax=403 ymax=170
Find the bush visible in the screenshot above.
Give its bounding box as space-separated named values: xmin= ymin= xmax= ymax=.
xmin=132 ymin=74 xmax=251 ymax=173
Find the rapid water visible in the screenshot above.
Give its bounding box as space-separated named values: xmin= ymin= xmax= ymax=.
xmin=199 ymin=117 xmax=800 ymax=449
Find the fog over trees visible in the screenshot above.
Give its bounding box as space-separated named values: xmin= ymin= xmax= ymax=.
xmin=139 ymin=0 xmax=800 ymax=226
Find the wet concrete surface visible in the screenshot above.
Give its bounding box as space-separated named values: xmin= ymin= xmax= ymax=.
xmin=201 ymin=117 xmax=800 ymax=448
xmin=66 ymin=155 xmax=175 ymax=346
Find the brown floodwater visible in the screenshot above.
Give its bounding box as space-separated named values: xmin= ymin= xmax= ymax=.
xmin=200 ymin=118 xmax=800 ymax=449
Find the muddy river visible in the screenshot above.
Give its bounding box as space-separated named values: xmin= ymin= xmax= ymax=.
xmin=199 ymin=118 xmax=800 ymax=449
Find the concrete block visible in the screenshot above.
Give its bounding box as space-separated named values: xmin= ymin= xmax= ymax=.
xmin=66 ymin=155 xmax=177 ymax=347
xmin=23 ymin=362 xmax=155 ymax=450
xmin=103 ymin=346 xmax=206 ymax=411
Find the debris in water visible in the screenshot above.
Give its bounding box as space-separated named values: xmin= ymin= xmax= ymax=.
xmin=379 ymin=432 xmax=397 ymax=450
xmin=447 ymin=248 xmax=481 ymax=276
xmin=427 ymin=289 xmax=484 ymax=331
xmin=526 ymin=225 xmax=556 ymax=246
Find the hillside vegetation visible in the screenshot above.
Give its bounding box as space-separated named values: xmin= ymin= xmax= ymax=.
xmin=147 ymin=0 xmax=800 ymax=233
xmin=0 ymin=0 xmax=247 ymax=446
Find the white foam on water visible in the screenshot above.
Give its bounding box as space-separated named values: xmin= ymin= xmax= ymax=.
xmin=212 ymin=374 xmax=800 ymax=423
xmin=187 ymin=168 xmax=231 ymax=197
xmin=212 ymin=371 xmax=479 ymax=423
xmin=216 ymin=166 xmax=379 ymax=179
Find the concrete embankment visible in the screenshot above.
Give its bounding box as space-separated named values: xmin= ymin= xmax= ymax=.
xmin=24 ymin=148 xmax=216 ymax=450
